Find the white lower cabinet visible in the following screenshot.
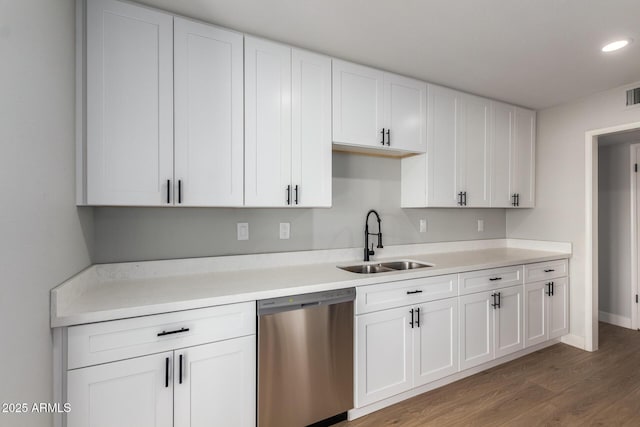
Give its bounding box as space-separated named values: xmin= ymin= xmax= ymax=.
xmin=67 ymin=351 xmax=174 ymax=427
xmin=525 ymin=277 xmax=569 ymax=346
xmin=459 ymin=285 xmax=523 ymax=371
xmin=355 ymin=297 xmax=457 ymax=407
xmin=65 ymin=303 xmax=256 ymax=427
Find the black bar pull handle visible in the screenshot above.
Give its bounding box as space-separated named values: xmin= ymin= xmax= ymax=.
xmin=409 ymin=309 xmax=414 ymax=328
xmin=512 ymin=194 xmax=517 ymax=207
xmin=458 ymin=192 xmax=463 ymax=206
xmin=406 ymin=290 xmax=423 ymax=295
xmin=179 ymin=354 xmax=183 ymax=384
xmin=546 ymin=282 xmax=552 ymax=296
xmin=497 ymin=292 xmax=501 ymax=308
xmin=463 ymin=191 xmax=467 ymax=206
xmin=380 ymin=128 xmax=386 ymax=145
xmin=286 ymin=185 xmax=291 ymax=205
xmin=415 ymin=307 xmax=420 ymax=327
xmin=386 ymin=129 xmax=391 ymax=146
xmin=516 ymin=193 xmax=520 ymax=207
xmin=167 ymin=179 xmax=171 ymax=204
xmin=178 ymin=180 xmax=182 ymax=204
xmin=165 ymin=357 xmax=169 ymax=388
xmin=551 ymin=281 xmax=554 ymax=296
xmin=543 ymin=269 xmax=555 ymax=273
xmin=157 ymin=327 xmax=190 ymax=337
xmin=491 ymin=293 xmax=497 ymax=309
xmin=294 ymin=185 xmax=299 ymax=205
xmin=489 ymin=277 xmax=502 ymax=281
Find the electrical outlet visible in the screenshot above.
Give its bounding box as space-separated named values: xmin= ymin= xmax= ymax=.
xmin=419 ymin=219 xmax=427 ymax=233
xmin=279 ymin=223 xmax=290 ymax=240
xmin=237 ymin=223 xmax=249 ymax=240
xmin=477 ymin=219 xmax=484 ymax=232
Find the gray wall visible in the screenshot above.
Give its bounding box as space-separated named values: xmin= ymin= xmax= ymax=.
xmin=598 ymin=142 xmax=633 ymax=319
xmin=506 ymin=82 xmax=640 ymax=342
xmin=0 ymin=1 xmax=93 ymax=426
xmin=94 ymin=153 xmax=506 ymax=263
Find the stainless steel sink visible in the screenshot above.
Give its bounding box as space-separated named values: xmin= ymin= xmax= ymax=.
xmin=339 ymin=263 xmax=394 ymax=274
xmin=338 ymin=260 xmax=433 ymax=274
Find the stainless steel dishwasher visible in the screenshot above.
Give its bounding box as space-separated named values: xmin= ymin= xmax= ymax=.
xmin=257 ymin=288 xmax=355 ymax=427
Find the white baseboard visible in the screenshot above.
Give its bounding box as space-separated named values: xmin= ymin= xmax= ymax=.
xmin=599 ymin=311 xmax=632 ymax=329
xmin=560 ymin=333 xmax=586 ymax=350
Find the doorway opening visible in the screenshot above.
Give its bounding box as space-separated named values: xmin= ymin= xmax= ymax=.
xmin=586 ymin=122 xmax=640 ymax=351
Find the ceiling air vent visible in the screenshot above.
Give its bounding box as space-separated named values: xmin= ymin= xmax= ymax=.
xmin=627 ymin=87 xmax=640 ymax=106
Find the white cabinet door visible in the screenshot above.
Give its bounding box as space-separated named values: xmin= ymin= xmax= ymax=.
xmin=549 ymin=277 xmax=569 ymax=339
xmin=174 ymin=336 xmax=256 ymax=427
xmin=414 ymin=298 xmax=458 ymax=387
xmin=489 ymin=101 xmax=515 ymax=208
xmin=427 ymin=85 xmax=460 ymax=207
xmin=291 ymin=49 xmax=332 ymax=207
xmin=356 ymin=306 xmax=412 ymax=407
xmin=86 ymin=0 xmax=173 ymax=206
xmin=383 ymin=73 xmax=427 ymax=152
xmin=494 ymin=286 xmax=524 ymax=358
xmin=67 ymin=352 xmax=173 ymax=427
xmin=459 ymin=292 xmax=494 ymax=370
xmin=244 ymin=37 xmax=292 ymax=206
xmin=174 ymin=18 xmax=243 ymax=207
xmin=458 ymin=94 xmax=490 ymax=207
xmin=513 ymin=107 xmax=536 ymax=208
xmin=524 ymin=281 xmax=548 ymax=347
xmin=332 ymin=59 xmax=384 ymax=148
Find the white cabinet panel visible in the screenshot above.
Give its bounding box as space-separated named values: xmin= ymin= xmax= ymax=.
xmin=524 ymin=281 xmax=548 ymax=347
xmin=384 ymin=74 xmax=427 ymax=152
xmin=427 ymin=85 xmax=460 ymax=207
xmin=174 ymin=18 xmax=243 ymax=206
xmin=524 ymin=259 xmax=569 ymax=283
xmin=514 ymin=107 xmax=536 ymax=208
xmin=458 ymin=94 xmax=490 ymax=207
xmin=356 ymin=306 xmax=412 ymax=407
xmin=494 ymin=285 xmax=524 ymax=358
xmin=332 ymin=60 xmax=384 ymax=148
xmin=459 ymin=292 xmax=494 ymax=370
xmin=490 ymin=101 xmax=514 ymax=208
xmin=549 ymin=277 xmax=569 ymax=339
xmin=291 ymin=49 xmax=332 ymax=207
xmin=174 ymin=336 xmax=256 ymax=427
xmin=458 ymin=265 xmax=523 ymax=295
xmin=67 ymin=351 xmax=173 ymax=427
xmin=414 ymin=298 xmax=458 ymax=387
xmin=244 ymin=37 xmax=292 ymax=206
xmin=86 ymin=0 xmax=173 ymax=205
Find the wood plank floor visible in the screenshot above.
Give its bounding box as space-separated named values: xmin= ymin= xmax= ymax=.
xmin=338 ymin=323 xmax=640 ymax=426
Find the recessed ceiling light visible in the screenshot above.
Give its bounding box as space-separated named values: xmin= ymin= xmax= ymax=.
xmin=601 ymin=39 xmax=631 ymax=52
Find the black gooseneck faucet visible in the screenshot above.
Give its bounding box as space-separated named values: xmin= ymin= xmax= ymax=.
xmin=364 ymin=209 xmax=383 ymax=262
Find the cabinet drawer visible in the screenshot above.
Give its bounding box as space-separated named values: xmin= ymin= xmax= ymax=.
xmin=458 ymin=265 xmax=523 ymax=295
xmin=356 ymin=274 xmax=457 ymax=314
xmin=67 ymin=302 xmax=255 ymax=369
xmin=525 ymin=259 xmax=568 ymax=283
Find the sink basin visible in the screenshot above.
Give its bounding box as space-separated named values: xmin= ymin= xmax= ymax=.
xmin=338 ymin=260 xmax=433 ymax=274
xmin=380 ymin=261 xmax=432 ymax=270
xmin=339 ymin=264 xmax=394 ymax=274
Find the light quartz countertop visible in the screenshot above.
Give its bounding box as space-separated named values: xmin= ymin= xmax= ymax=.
xmin=51 ymin=239 xmax=571 ymax=328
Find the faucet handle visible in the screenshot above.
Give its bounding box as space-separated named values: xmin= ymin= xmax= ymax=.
xmin=368 ymin=243 xmax=375 ymax=256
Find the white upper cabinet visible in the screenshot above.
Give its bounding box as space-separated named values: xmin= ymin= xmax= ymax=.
xmin=291 ymin=49 xmax=332 ymax=207
xmin=174 ymin=18 xmax=244 ymax=207
xmin=245 ymin=39 xmax=332 ymax=207
xmin=458 ymin=94 xmax=490 ymax=207
xmin=85 ymin=0 xmax=173 ymax=205
xmin=427 ymin=85 xmax=460 ymax=207
xmin=513 ymin=107 xmax=536 ymax=208
xmin=332 ymin=60 xmax=385 ymax=149
xmin=490 ymin=102 xmax=536 ymax=208
xmin=383 ymin=74 xmax=428 ymax=152
xmin=333 ymin=60 xmax=426 ymax=154
xmin=403 ymin=86 xmax=490 ymax=208
xmin=244 ymin=37 xmax=292 ymax=207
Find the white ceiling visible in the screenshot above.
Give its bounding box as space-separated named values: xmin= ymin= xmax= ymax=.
xmin=139 ymin=0 xmax=640 ymax=110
